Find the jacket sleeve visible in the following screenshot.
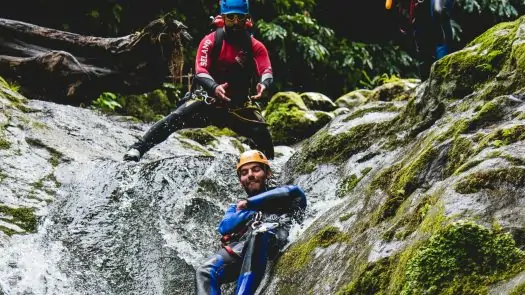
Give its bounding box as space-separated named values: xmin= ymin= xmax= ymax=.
xmin=195 ymin=33 xmax=219 ymax=94
xmin=252 ymin=38 xmax=273 ymax=89
xmin=246 ymin=185 xmax=307 ymax=213
xmin=217 ymin=204 xmax=256 ymax=236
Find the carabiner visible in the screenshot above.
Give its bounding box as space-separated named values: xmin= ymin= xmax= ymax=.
xmin=204 ymin=96 xmax=215 ymax=105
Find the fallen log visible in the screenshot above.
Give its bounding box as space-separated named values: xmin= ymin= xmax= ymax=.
xmin=0 ymin=13 xmax=191 ymax=104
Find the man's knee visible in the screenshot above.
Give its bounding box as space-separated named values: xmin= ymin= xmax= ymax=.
xmin=195 ymin=264 xmax=212 ymax=280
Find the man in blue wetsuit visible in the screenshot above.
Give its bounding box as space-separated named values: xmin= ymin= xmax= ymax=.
xmin=194 ymin=150 xmax=307 ymax=295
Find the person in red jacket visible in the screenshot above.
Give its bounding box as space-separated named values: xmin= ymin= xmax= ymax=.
xmin=124 ymin=0 xmax=274 ymax=162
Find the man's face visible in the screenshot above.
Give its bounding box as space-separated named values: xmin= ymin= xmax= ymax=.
xmin=238 ymin=162 xmax=268 ymax=195
xmin=223 ymin=13 xmax=247 ymax=31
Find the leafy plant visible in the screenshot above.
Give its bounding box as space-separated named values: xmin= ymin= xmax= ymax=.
xmin=92 ymin=92 xmax=122 ymax=112
xmin=0 ymin=76 xmax=20 ymax=92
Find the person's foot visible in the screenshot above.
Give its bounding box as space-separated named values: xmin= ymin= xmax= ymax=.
xmin=123 ymin=148 xmax=141 ymax=162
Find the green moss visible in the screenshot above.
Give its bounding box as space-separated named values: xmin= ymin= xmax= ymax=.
xmin=25 ymin=138 xmax=63 ymax=167
xmin=337 ymin=257 xmax=394 ymax=295
xmin=265 ymin=92 xmax=332 ymax=145
xmin=368 ymin=80 xmax=416 ymax=102
xmin=477 ymin=124 xmax=525 ymax=151
xmin=387 ymin=202 xmax=447 ymax=294
xmin=514 ymin=112 xmax=525 ymax=120
xmin=370 ymin=164 xmax=402 ymax=192
xmin=30 ymin=174 xmax=61 ymax=198
xmin=0 ymin=205 xmax=38 ymax=235
xmin=179 ymin=140 xmax=214 ymax=156
xmin=336 ymin=168 xmax=372 ymax=198
xmin=374 ymin=145 xmax=437 ymax=224
xmin=455 ymin=167 xmax=525 ymax=194
xmin=202 ymin=126 xmax=237 ymax=137
xmin=342 ymin=104 xmax=400 ymax=122
xmin=336 ymin=175 xmax=358 ymax=198
xmin=0 ymin=138 xmax=10 ymax=149
xmin=438 ymin=119 xmax=470 ymax=141
xmin=401 ymin=221 xmax=525 ymax=295
xmin=454 ymin=159 xmax=483 ymax=175
xmin=178 ymin=129 xmax=218 ymax=146
xmin=0 ymin=171 xmax=6 ymax=182
xmin=294 ymin=122 xmax=389 ymax=174
xmin=444 ymin=136 xmax=475 ymax=177
xmin=339 ymin=213 xmax=354 ymax=222
xmin=500 ymin=154 xmax=525 ymax=166
xmin=510 ymin=282 xmax=525 ymax=295
xmin=384 ymin=195 xmax=438 ymax=242
xmin=466 ymin=100 xmax=506 ymax=132
xmin=229 ymin=138 xmax=245 ymax=153
xmin=432 ymin=19 xmax=517 ymax=100
xmin=277 ymin=226 xmax=348 ymax=277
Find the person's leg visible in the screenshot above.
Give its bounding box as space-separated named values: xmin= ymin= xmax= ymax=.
xmin=227 ymin=108 xmax=274 ymax=159
xmin=124 ymin=100 xmax=210 ymax=161
xmin=432 ymin=0 xmax=454 ymax=59
xmin=412 ymin=0 xmax=435 ymax=80
xmin=234 ymin=231 xmax=272 ymax=295
xmin=195 ymin=248 xmax=242 ymax=295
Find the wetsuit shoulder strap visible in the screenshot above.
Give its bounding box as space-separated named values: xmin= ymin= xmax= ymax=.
xmin=212 ymin=28 xmax=254 ymax=69
xmin=212 ymin=27 xmax=225 ymax=66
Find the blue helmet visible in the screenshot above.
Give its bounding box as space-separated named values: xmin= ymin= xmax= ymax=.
xmin=220 ymin=0 xmax=249 ymax=15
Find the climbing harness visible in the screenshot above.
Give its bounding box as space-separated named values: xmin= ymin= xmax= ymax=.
xmin=228 ymin=98 xmax=268 ymax=125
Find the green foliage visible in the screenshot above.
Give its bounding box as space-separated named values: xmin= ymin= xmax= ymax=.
xmin=3 ymin=1 xmax=525 ymax=103
xmin=0 ymin=76 xmax=20 ymax=93
xmin=456 ymin=0 xmax=520 ymax=18
xmin=92 ymin=92 xmax=122 ymax=112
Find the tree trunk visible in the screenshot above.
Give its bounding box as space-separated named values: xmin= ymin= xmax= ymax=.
xmin=0 ymin=14 xmax=191 ymax=104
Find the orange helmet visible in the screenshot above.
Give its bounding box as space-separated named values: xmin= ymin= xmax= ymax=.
xmin=236 ymin=150 xmax=270 ymax=171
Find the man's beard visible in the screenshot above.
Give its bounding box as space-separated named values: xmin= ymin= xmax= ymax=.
xmin=225 ymin=26 xmax=245 ymax=38
xmin=243 ymin=179 xmax=265 ymax=196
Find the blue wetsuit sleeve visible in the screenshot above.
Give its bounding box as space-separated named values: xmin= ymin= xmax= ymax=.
xmin=217 ymin=205 xmax=256 ymax=235
xmin=246 ymin=185 xmax=307 ymax=213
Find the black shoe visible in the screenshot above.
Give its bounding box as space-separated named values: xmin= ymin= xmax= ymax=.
xmin=123 ymin=148 xmax=141 ymax=162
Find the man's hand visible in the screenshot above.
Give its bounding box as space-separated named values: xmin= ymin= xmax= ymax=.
xmin=214 ymin=82 xmax=231 ymax=102
xmin=236 ymin=199 xmax=248 ymax=211
xmin=250 ymin=83 xmax=266 ymax=100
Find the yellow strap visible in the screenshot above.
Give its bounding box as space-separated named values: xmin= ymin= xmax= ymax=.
xmin=228 ymin=102 xmax=268 ymax=125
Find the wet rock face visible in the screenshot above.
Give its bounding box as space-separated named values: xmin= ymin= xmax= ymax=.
xmin=0 ymin=83 xmax=259 ymax=294
xmin=1 ymin=16 xmax=525 ymax=295
xmin=262 ymin=16 xmax=525 ymax=295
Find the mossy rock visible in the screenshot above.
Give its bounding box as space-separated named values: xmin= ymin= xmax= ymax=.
xmin=332 ymin=107 xmax=350 ymax=116
xmin=265 ymin=92 xmax=333 ymax=145
xmin=401 ymin=220 xmax=525 ymax=294
xmin=300 ymin=92 xmax=336 ymax=112
xmin=455 ymin=167 xmax=525 ymax=194
xmin=117 ymin=89 xmax=175 ymax=122
xmin=0 ymin=205 xmax=38 ymax=235
xmin=431 ymin=16 xmax=525 ymax=101
xmin=368 ymin=79 xmax=419 ymax=102
xmin=178 ymin=128 xmax=218 ymax=146
xmin=276 ymin=226 xmax=348 ymax=278
xmin=290 ymin=121 xmax=390 ymax=174
xmin=334 ymin=89 xmax=371 ymax=109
